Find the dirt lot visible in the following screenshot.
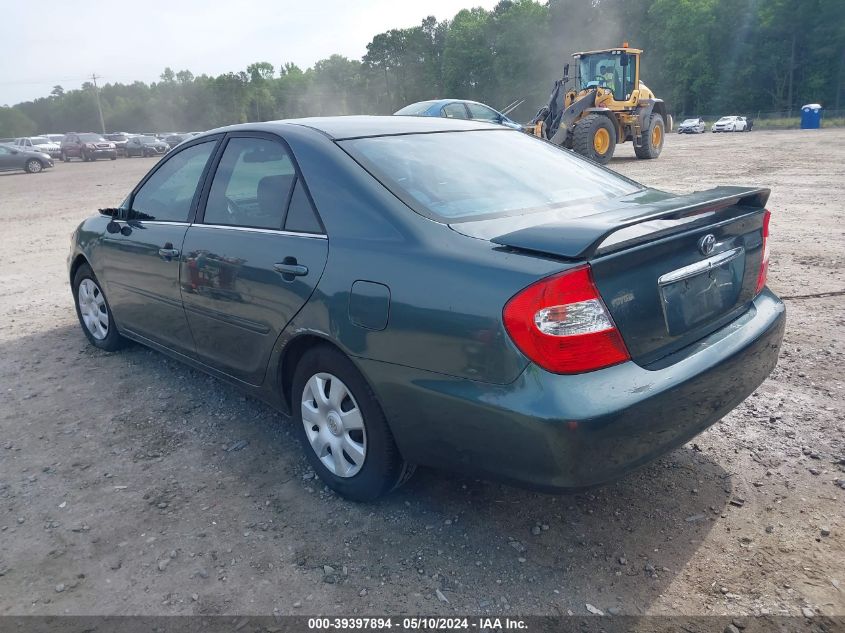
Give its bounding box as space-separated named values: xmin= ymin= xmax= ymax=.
xmin=0 ymin=130 xmax=843 ymax=618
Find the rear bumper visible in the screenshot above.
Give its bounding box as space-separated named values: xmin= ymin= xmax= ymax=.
xmin=362 ymin=289 xmax=785 ymax=491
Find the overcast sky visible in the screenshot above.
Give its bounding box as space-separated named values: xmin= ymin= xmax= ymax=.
xmin=1 ymin=0 xmax=500 ymax=106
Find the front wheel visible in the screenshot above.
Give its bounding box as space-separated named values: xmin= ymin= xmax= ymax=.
xmin=25 ymin=159 xmax=43 ymax=173
xmin=72 ymin=263 xmax=126 ymax=351
xmin=572 ymin=114 xmax=616 ymax=164
xmin=61 ymin=151 xmax=70 ymax=162
xmin=634 ymin=114 xmax=664 ymax=159
xmin=292 ymin=345 xmax=414 ymax=501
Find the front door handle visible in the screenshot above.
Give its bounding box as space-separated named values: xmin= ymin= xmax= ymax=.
xmin=273 ymin=262 xmax=308 ymax=276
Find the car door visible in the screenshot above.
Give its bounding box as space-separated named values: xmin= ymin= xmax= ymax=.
xmin=98 ymin=138 xmax=220 ymax=354
xmin=0 ymin=145 xmax=18 ymax=171
xmin=180 ymin=132 xmax=328 ymax=385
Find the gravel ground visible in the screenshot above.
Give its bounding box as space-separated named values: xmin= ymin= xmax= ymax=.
xmin=0 ymin=130 xmax=843 ymax=618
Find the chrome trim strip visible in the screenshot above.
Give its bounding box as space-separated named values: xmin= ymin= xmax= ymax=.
xmin=110 ymin=219 xmax=190 ymax=226
xmin=196 ymin=224 xmax=327 ymax=239
xmin=658 ymin=247 xmax=744 ymax=286
xmin=110 ymin=219 xmax=326 ymax=238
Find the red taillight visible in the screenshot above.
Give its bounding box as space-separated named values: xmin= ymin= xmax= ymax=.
xmin=503 ymin=265 xmax=630 ymax=374
xmin=755 ymin=209 xmax=771 ymax=295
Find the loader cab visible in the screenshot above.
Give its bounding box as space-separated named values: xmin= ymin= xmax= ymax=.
xmin=573 ymin=47 xmax=641 ymax=103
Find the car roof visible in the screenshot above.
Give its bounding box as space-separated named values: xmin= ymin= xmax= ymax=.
xmin=208 ymin=115 xmax=502 ymax=140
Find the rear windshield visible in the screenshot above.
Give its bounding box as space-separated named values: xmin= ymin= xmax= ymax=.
xmin=394 ymin=101 xmax=436 ymax=116
xmin=30 ymin=137 xmax=50 ymax=144
xmin=340 ymin=130 xmax=640 ymax=222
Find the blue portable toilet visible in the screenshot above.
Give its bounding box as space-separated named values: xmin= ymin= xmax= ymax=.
xmin=800 ymin=103 xmax=822 ymax=129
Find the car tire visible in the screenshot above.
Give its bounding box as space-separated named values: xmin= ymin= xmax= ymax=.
xmin=72 ymin=263 xmax=126 ymax=352
xmin=634 ymin=113 xmax=664 ymax=159
xmin=291 ymin=345 xmax=414 ymax=501
xmin=25 ymin=159 xmax=43 ymax=174
xmin=110 ymin=155 xmax=117 ymax=160
xmin=572 ymin=113 xmax=616 ymax=164
xmin=61 ymin=151 xmax=69 ymax=162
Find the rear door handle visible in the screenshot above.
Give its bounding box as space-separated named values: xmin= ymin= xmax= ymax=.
xmin=273 ymin=262 xmax=308 ymax=276
xmin=158 ymin=242 xmax=180 ymax=259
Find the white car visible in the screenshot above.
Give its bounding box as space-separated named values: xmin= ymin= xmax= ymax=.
xmin=15 ymin=136 xmax=62 ymax=157
xmin=712 ymin=116 xmax=748 ymax=132
xmin=678 ymin=117 xmax=706 ymax=134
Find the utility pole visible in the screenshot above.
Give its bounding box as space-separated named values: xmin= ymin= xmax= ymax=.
xmin=90 ymin=73 xmax=106 ymax=134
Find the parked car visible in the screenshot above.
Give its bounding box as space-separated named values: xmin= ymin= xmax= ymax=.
xmin=395 ymin=99 xmax=524 ymax=130
xmin=163 ymin=134 xmax=189 ymax=149
xmin=104 ymin=133 xmax=132 ymax=156
xmin=61 ymin=133 xmax=117 ymax=161
xmin=68 ymin=116 xmax=784 ymax=500
xmin=0 ymin=143 xmax=54 ymax=173
xmin=42 ymin=133 xmax=66 ymax=144
xmin=712 ymin=116 xmax=748 ymax=132
xmin=677 ymin=118 xmax=706 ymax=134
xmin=15 ymin=136 xmax=61 ymax=157
xmin=124 ymin=135 xmax=169 ymax=157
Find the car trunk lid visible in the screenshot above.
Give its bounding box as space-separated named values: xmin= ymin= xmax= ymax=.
xmin=450 ymin=186 xmax=770 ymax=365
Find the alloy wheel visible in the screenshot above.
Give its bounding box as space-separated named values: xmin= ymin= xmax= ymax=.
xmin=301 ymin=372 xmax=367 ymax=477
xmin=78 ymin=278 xmax=109 ymax=340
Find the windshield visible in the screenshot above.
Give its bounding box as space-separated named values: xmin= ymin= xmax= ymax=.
xmin=30 ymin=137 xmax=50 ymax=144
xmin=577 ymin=52 xmax=634 ymax=97
xmin=140 ymin=136 xmax=158 ymax=143
xmin=682 ymin=119 xmax=698 ymax=125
xmin=106 ymin=134 xmax=127 ymax=141
xmin=79 ymin=133 xmax=105 ymax=142
xmin=340 ymin=130 xmax=639 ymax=222
xmin=394 ymin=101 xmax=437 ymax=116
xmin=717 ymin=117 xmax=732 ymax=123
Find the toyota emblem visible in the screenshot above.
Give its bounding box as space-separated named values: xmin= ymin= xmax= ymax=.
xmin=698 ymin=234 xmax=716 ymax=256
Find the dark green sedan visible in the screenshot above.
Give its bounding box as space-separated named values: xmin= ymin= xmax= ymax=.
xmin=68 ymin=117 xmax=784 ymax=500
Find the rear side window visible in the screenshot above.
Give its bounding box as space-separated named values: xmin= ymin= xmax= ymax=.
xmin=341 ymin=130 xmax=640 ymax=222
xmin=130 ymin=141 xmax=216 ymax=222
xmin=203 ymin=137 xmax=296 ymax=229
xmin=284 ymin=180 xmax=322 ymax=234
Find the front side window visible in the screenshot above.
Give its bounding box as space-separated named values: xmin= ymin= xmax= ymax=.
xmin=130 ymin=141 xmax=216 ymax=222
xmin=467 ymin=103 xmax=500 ymax=122
xmin=341 ymin=130 xmax=640 ymax=222
xmin=203 ymin=137 xmax=296 ymax=229
xmin=441 ymin=103 xmax=468 ymax=119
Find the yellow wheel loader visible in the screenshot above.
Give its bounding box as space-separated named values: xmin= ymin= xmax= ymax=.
xmin=529 ymin=44 xmax=670 ymax=164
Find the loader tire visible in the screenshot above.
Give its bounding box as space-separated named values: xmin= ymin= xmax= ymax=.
xmin=572 ymin=114 xmax=616 ymax=164
xmin=634 ymin=114 xmax=664 ymax=159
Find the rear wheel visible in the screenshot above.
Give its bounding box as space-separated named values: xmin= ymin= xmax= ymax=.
xmin=634 ymin=114 xmax=665 ymax=159
xmin=72 ymin=263 xmax=126 ymax=351
xmin=25 ymin=159 xmax=43 ymax=174
xmin=61 ymin=151 xmax=70 ymax=162
xmin=572 ymin=114 xmax=616 ymax=164
xmin=292 ymin=345 xmax=414 ymax=501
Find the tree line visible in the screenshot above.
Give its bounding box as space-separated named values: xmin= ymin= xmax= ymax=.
xmin=1 ymin=0 xmax=842 ymax=137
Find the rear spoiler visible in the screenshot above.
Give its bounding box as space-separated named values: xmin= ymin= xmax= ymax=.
xmin=489 ymin=186 xmax=770 ymax=260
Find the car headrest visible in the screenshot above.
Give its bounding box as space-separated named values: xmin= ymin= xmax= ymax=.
xmin=257 ymin=174 xmax=295 ymax=217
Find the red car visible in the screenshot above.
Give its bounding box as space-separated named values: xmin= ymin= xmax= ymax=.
xmin=60 ymin=133 xmax=117 ymax=162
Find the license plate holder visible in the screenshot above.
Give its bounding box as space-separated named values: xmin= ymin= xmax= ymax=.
xmin=658 ymin=247 xmax=745 ymax=336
